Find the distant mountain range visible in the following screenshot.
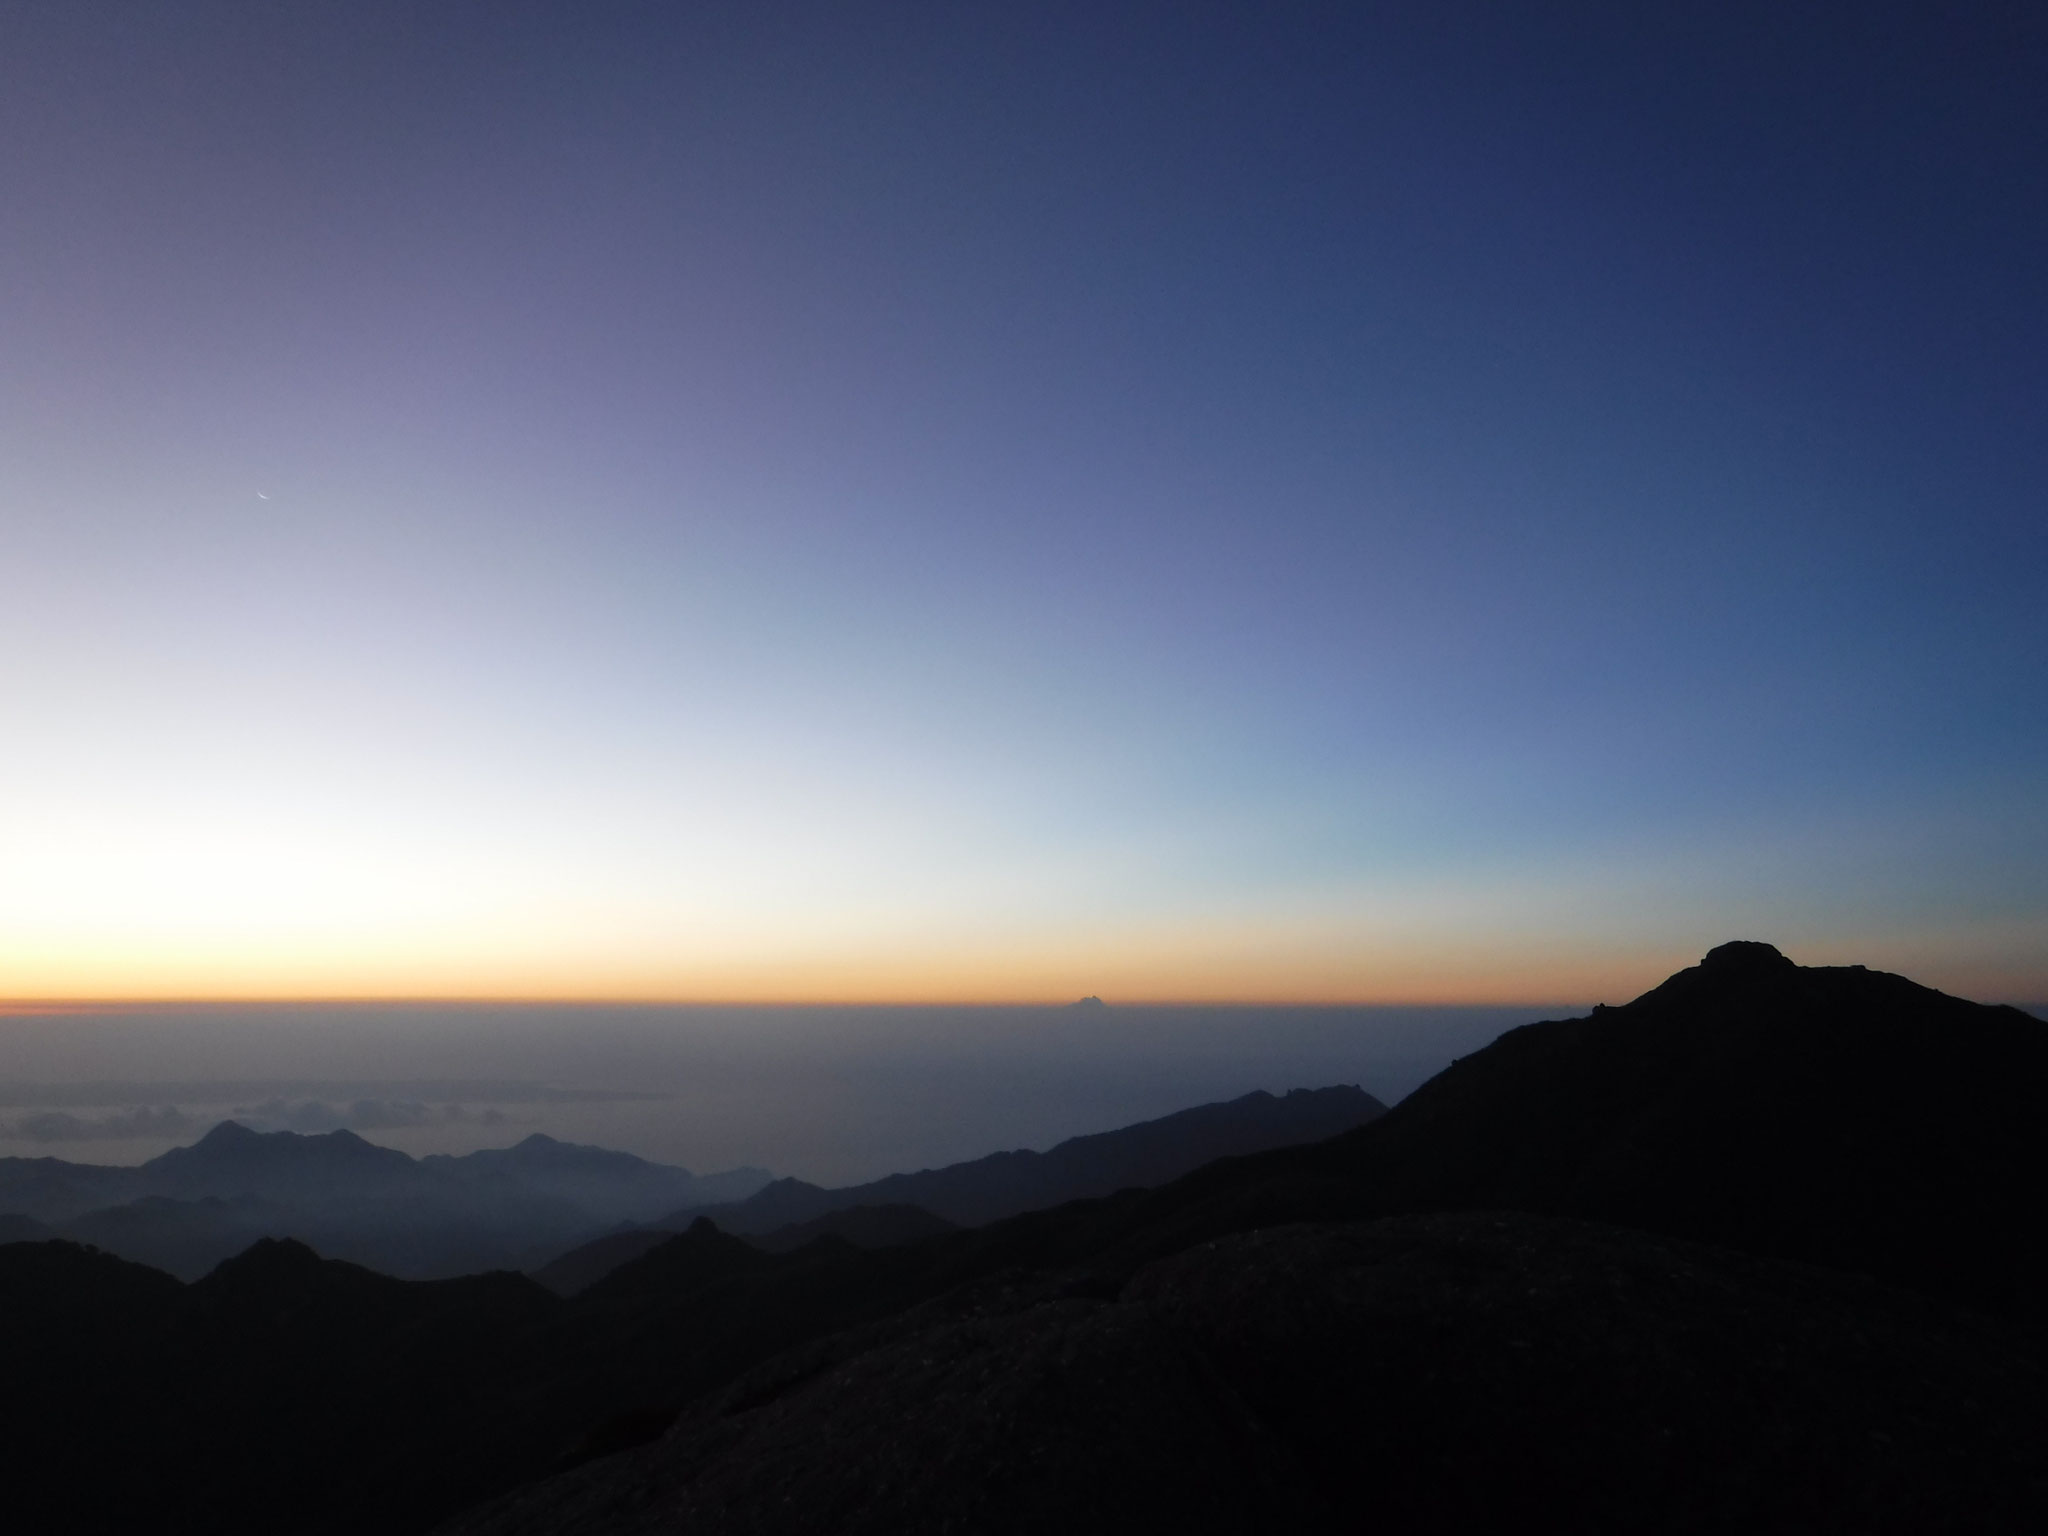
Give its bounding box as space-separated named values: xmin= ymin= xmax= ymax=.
xmin=0 ymin=1126 xmax=771 ymax=1279
xmin=447 ymin=941 xmax=2048 ymax=1535
xmin=527 ymin=1085 xmax=1384 ymax=1293
xmin=671 ymin=1084 xmax=1386 ymax=1231
xmin=2 ymin=943 xmax=2044 ymax=1534
xmin=0 ymin=1084 xmax=1384 ymax=1284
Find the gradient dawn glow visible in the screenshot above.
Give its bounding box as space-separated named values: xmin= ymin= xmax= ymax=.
xmin=3 ymin=3 xmax=2043 ymax=1004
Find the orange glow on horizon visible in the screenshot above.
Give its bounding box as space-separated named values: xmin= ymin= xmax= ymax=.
xmin=0 ymin=956 xmax=1621 ymax=1007
xmin=3 ymin=935 xmax=2038 ymax=1010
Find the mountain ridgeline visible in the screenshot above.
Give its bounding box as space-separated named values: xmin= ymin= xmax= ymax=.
xmin=1089 ymin=939 xmax=2048 ymax=1316
xmin=0 ymin=1084 xmax=1384 ymax=1285
xmin=673 ymin=1085 xmax=1386 ymax=1231
xmin=2 ymin=943 xmax=2044 ymax=1535
xmin=523 ymin=1085 xmax=1383 ymax=1295
xmin=0 ymin=1125 xmax=772 ymax=1279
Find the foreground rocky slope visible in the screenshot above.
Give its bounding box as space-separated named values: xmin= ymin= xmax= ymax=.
xmin=436 ymin=941 xmax=2048 ymax=1535
xmin=443 ymin=1213 xmax=2046 ymax=1536
xmin=4 ymin=944 xmax=2043 ymax=1535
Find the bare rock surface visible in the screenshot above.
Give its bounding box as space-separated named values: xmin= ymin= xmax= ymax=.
xmin=441 ymin=1212 xmax=2048 ymax=1536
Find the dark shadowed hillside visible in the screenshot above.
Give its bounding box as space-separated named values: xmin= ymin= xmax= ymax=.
xmin=0 ymin=1211 xmax=50 ymax=1242
xmin=5 ymin=945 xmax=2045 ymax=1536
xmin=440 ymin=1213 xmax=2047 ymax=1536
xmin=0 ymin=1236 xmax=570 ymax=1536
xmin=530 ymin=1086 xmax=1376 ymax=1292
xmin=665 ymin=1084 xmax=1386 ymax=1233
xmin=430 ymin=942 xmax=2048 ymax=1535
xmin=746 ymin=1202 xmax=957 ymax=1254
xmin=1082 ymin=941 xmax=2048 ymax=1316
xmin=530 ymin=1227 xmax=677 ymax=1297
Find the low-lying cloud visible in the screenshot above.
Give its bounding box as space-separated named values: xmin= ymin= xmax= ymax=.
xmin=5 ymin=1105 xmax=201 ymax=1142
xmin=0 ymin=1098 xmax=514 ymax=1143
xmin=229 ymin=1098 xmax=511 ymax=1134
xmin=0 ymin=1077 xmax=685 ymax=1156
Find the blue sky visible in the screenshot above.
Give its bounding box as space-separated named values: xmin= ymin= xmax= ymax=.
xmin=2 ymin=2 xmax=2042 ymax=1000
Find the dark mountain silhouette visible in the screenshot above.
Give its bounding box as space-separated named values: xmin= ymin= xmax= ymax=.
xmin=0 ymin=1235 xmax=570 ymax=1535
xmin=1074 ymin=940 xmax=2048 ymax=1317
xmin=4 ymin=944 xmax=2045 ymax=1535
xmin=537 ymin=1205 xmax=957 ymax=1296
xmin=746 ymin=1202 xmax=957 ymax=1255
xmin=63 ymin=1192 xmax=292 ymax=1280
xmin=440 ymin=1213 xmax=2046 ymax=1536
xmin=664 ymin=1084 xmax=1387 ymax=1233
xmin=431 ymin=942 xmax=2048 ymax=1534
xmin=576 ymin=1215 xmax=773 ymax=1305
xmin=524 ymin=1083 xmax=1383 ymax=1295
xmin=531 ymin=1226 xmax=679 ymax=1297
xmin=0 ymin=1210 xmax=51 ymax=1242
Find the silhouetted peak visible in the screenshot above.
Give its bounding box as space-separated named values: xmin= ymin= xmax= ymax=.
xmin=576 ymin=1211 xmax=770 ymax=1304
xmin=247 ymin=1234 xmax=322 ymax=1263
xmin=205 ymin=1235 xmax=326 ymax=1284
xmin=1699 ymin=940 xmax=1796 ymax=974
xmin=198 ymin=1119 xmax=259 ymax=1145
xmin=1630 ymin=940 xmax=1805 ymax=1010
xmin=1070 ymin=995 xmax=1107 ymax=1009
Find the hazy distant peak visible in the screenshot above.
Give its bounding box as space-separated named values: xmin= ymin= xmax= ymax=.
xmin=143 ymin=1118 xmax=422 ymax=1219
xmin=177 ymin=1121 xmax=394 ymax=1159
xmin=1069 ymin=996 xmax=1107 ymax=1009
xmin=226 ymin=1122 xmax=373 ymax=1149
xmin=455 ymin=1133 xmax=686 ymax=1178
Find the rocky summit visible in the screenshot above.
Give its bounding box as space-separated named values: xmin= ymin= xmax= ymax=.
xmin=3 ymin=945 xmax=2044 ymax=1536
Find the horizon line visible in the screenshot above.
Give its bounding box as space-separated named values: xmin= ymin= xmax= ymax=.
xmin=0 ymin=993 xmax=1603 ymax=1014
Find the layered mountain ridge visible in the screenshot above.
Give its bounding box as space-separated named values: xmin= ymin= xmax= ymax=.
xmin=2 ymin=943 xmax=2043 ymax=1535
xmin=668 ymin=1084 xmax=1386 ymax=1233
xmin=0 ymin=1125 xmax=772 ymax=1278
xmin=524 ymin=1083 xmax=1387 ymax=1294
xmin=1079 ymin=939 xmax=2048 ymax=1315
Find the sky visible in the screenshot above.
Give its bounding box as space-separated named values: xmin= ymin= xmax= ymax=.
xmin=2 ymin=1 xmax=2044 ymax=1004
